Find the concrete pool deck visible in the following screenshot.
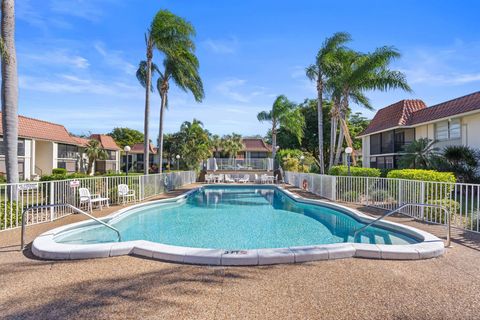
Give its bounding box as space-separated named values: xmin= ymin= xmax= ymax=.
xmin=1 ymin=183 xmax=480 ymax=319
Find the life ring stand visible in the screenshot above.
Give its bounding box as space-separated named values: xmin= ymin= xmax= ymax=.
xmin=302 ymin=179 xmax=308 ymax=190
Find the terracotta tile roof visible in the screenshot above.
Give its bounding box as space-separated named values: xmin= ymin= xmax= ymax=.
xmin=0 ymin=113 xmax=79 ymax=145
xmin=71 ymin=136 xmax=89 ymax=147
xmin=130 ymin=142 xmax=157 ymax=154
xmin=90 ymin=134 xmax=120 ymax=150
xmin=408 ymin=91 xmax=480 ymax=125
xmin=242 ymin=138 xmax=272 ymax=152
xmin=360 ymin=100 xmax=427 ymax=136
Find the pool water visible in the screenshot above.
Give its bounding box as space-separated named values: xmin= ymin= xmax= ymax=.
xmin=55 ymin=186 xmax=418 ymax=249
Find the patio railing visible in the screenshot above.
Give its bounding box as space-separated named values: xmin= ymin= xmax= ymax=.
xmin=284 ymin=171 xmax=480 ymax=234
xmin=0 ymin=171 xmax=197 ymax=232
xmin=205 ymin=158 xmax=274 ymax=171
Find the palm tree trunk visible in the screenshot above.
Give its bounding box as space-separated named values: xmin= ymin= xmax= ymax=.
xmin=143 ymin=38 xmax=153 ymax=175
xmin=317 ymin=81 xmax=325 ymax=174
xmin=329 ymin=114 xmax=338 ymax=170
xmin=158 ymin=92 xmax=167 ymax=173
xmin=339 ymin=117 xmax=357 ymax=166
xmin=1 ymin=0 xmax=19 ymax=200
xmin=334 ymin=120 xmax=344 ymax=166
xmin=271 ymin=127 xmax=277 ymax=161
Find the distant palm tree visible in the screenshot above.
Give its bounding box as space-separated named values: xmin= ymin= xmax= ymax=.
xmin=222 ymin=133 xmax=243 ymax=161
xmin=257 ymin=95 xmax=304 ymax=161
xmin=84 ymin=139 xmax=108 ymax=175
xmin=306 ymin=32 xmax=351 ymax=174
xmin=398 ymin=138 xmax=438 ymax=169
xmin=1 ymin=0 xmax=19 ymax=189
xmin=210 ymin=134 xmax=222 ymax=155
xmin=328 ymin=46 xmax=411 ymax=166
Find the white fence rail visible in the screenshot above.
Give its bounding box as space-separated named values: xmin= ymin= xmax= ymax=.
xmin=0 ymin=171 xmax=197 ymax=231
xmin=284 ymin=171 xmax=480 ymax=233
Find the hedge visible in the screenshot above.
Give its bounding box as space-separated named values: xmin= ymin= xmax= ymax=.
xmin=328 ymin=166 xmax=381 ymax=177
xmin=387 ymin=169 xmax=456 ymax=183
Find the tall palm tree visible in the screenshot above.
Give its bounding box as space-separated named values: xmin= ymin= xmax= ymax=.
xmin=257 ymin=95 xmax=304 ymax=161
xmin=156 ymin=51 xmax=204 ymax=173
xmin=306 ymin=32 xmax=351 ymax=174
xmin=1 ymin=0 xmax=18 ymax=189
xmin=328 ymin=46 xmax=411 ymax=166
xmin=140 ymin=30 xmax=154 ymax=175
xmin=84 ymin=139 xmax=108 ymax=175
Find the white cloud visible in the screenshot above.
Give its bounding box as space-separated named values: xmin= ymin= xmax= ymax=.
xmin=215 ymin=78 xmax=271 ymax=103
xmin=203 ymin=37 xmax=239 ymax=54
xmin=20 ymin=50 xmax=89 ymax=69
xmin=94 ymin=42 xmax=136 ymax=75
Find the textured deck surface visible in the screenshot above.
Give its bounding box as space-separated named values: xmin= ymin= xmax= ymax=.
xmin=1 ymin=183 xmax=479 ymax=319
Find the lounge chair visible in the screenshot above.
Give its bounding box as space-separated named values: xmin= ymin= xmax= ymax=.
xmin=205 ymin=173 xmax=214 ymax=184
xmin=225 ymin=174 xmax=235 ymax=183
xmin=238 ymin=174 xmax=250 ymax=183
xmin=118 ymin=184 xmax=136 ymax=205
xmin=79 ymin=187 xmax=110 ymax=212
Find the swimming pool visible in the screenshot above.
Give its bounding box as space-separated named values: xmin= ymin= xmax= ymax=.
xmin=32 ymin=185 xmax=445 ymax=265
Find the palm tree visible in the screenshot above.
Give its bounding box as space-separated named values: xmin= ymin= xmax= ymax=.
xmin=398 ymin=138 xmax=438 ymax=169
xmin=1 ymin=0 xmax=19 ymax=189
xmin=210 ymin=134 xmax=222 ymax=156
xmin=222 ymin=133 xmax=243 ymax=162
xmin=328 ymin=46 xmax=411 ymax=166
xmin=139 ymin=10 xmax=197 ymax=175
xmin=156 ymin=51 xmax=204 ymax=173
xmin=84 ymin=139 xmax=108 ymax=175
xmin=306 ymin=32 xmax=351 ymax=174
xmin=257 ymin=95 xmax=304 ymax=161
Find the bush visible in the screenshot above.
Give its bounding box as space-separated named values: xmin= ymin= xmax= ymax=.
xmin=328 ymin=165 xmax=381 ymax=177
xmin=387 ymin=169 xmax=456 ymax=183
xmin=40 ymin=172 xmax=89 ymax=181
xmin=425 ymin=199 xmax=460 ymax=224
xmin=52 ymin=168 xmax=67 ymax=175
xmin=0 ymin=201 xmax=21 ymax=229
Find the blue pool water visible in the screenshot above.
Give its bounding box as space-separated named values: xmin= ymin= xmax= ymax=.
xmin=55 ymin=186 xmax=418 ymax=249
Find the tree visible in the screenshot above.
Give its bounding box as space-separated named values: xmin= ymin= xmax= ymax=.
xmin=210 ymin=134 xmax=222 ymax=154
xmin=155 ymin=51 xmax=203 ymax=173
xmin=1 ymin=0 xmax=19 ymax=187
xmin=306 ymin=32 xmax=351 ymax=174
xmin=176 ymin=119 xmax=211 ymax=169
xmin=108 ymin=127 xmax=144 ymax=149
xmin=398 ymin=138 xmax=438 ymax=169
xmin=327 ymin=45 xmax=411 ymax=166
xmin=257 ymin=95 xmax=304 ymax=161
xmin=221 ymin=133 xmax=243 ymax=160
xmin=84 ymin=139 xmax=108 ymax=175
xmin=440 ymin=145 xmax=479 ymax=183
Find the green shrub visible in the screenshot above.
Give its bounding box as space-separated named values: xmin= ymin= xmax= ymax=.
xmin=328 ymin=166 xmax=381 ymax=177
xmin=52 ymin=168 xmax=67 ymax=175
xmin=40 ymin=172 xmax=89 ymax=181
xmin=0 ymin=201 xmax=21 ymax=229
xmin=387 ymin=169 xmax=456 ymax=183
xmin=425 ymin=199 xmax=460 ymax=224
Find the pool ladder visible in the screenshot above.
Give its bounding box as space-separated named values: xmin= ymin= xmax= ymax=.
xmin=21 ymin=203 xmax=122 ymax=250
xmin=353 ymin=203 xmax=451 ymax=248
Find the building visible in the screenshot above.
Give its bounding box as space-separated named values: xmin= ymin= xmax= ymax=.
xmin=359 ymin=91 xmax=480 ymax=169
xmin=73 ymin=134 xmax=121 ymax=174
xmin=0 ymin=113 xmax=120 ymax=180
xmin=212 ymin=137 xmax=272 ymax=159
xmin=122 ymin=142 xmax=159 ymax=172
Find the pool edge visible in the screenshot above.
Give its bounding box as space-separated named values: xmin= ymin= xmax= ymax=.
xmin=31 ymin=184 xmax=445 ymax=265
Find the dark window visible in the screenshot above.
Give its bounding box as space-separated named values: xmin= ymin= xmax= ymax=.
xmin=58 ymin=144 xmax=78 ymax=159
xmin=0 ymin=138 xmax=25 ymax=156
xmin=137 ymin=154 xmax=144 ymax=162
xmin=381 ymin=131 xmax=394 ymax=154
xmin=106 ymin=150 xmax=116 ymax=160
xmin=370 ymin=134 xmax=381 ymax=155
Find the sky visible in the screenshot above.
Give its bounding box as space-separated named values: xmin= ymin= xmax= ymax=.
xmin=16 ymin=0 xmax=480 ymax=138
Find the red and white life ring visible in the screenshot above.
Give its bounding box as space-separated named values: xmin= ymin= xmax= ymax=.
xmin=302 ymin=179 xmax=308 ymax=190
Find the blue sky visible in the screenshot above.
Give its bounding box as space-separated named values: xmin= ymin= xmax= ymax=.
xmin=16 ymin=0 xmax=480 ymax=138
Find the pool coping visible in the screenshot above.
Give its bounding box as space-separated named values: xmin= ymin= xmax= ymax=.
xmin=31 ymin=184 xmax=445 ymax=265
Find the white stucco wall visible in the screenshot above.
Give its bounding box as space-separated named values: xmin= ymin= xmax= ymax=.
xmin=461 ymin=112 xmax=480 ymax=149
xmin=35 ymin=140 xmax=54 ymax=175
xmin=362 ymin=136 xmax=370 ymax=168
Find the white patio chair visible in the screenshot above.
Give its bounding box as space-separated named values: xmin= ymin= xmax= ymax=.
xmin=217 ymin=174 xmax=225 ymax=183
xmin=118 ymin=184 xmax=136 ymax=205
xmin=260 ymin=174 xmax=267 ymax=184
xmin=79 ymin=187 xmax=110 ymax=212
xmin=239 ymin=174 xmax=250 ymax=183
xmin=205 ymin=173 xmax=214 ymax=184
xmin=254 ymin=174 xmax=260 ymax=183
xmin=225 ymin=174 xmax=235 ymax=183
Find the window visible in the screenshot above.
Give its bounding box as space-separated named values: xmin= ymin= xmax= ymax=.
xmin=370 ymin=134 xmax=381 ymax=155
xmin=58 ymin=144 xmax=78 ymax=159
xmin=435 ymin=119 xmax=461 ymax=141
xmin=0 ymin=138 xmax=25 ymax=156
xmin=106 ymin=150 xmax=116 ymax=160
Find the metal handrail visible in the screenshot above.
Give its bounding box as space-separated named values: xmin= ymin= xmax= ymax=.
xmin=353 ymin=203 xmax=451 ymax=247
xmin=21 ymin=203 xmax=121 ymax=250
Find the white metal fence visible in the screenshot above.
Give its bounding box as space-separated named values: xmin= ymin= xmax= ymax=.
xmin=0 ymin=171 xmax=197 ymax=231
xmin=205 ymin=158 xmax=274 ymax=171
xmin=284 ymin=171 xmax=480 ymax=233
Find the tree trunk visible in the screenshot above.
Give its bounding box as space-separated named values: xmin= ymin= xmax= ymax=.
xmin=143 ymin=39 xmax=153 ymax=175
xmin=1 ymin=0 xmax=19 ymax=200
xmin=87 ymin=158 xmax=94 ymax=176
xmin=158 ymin=91 xmax=167 ymax=173
xmin=317 ymin=81 xmax=325 ymax=174
xmin=271 ymin=126 xmax=277 ymax=161
xmin=334 ymin=120 xmax=344 ymax=166
xmin=329 ymin=113 xmax=338 ymax=170
xmin=339 ymin=116 xmax=357 ymax=166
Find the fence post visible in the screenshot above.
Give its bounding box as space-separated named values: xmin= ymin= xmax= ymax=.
xmin=366 ymin=177 xmax=369 ymax=206
xmin=398 ymin=179 xmax=403 ymax=207
xmin=49 ymin=181 xmax=55 ymax=221
xmin=331 ymin=176 xmax=337 ymax=201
